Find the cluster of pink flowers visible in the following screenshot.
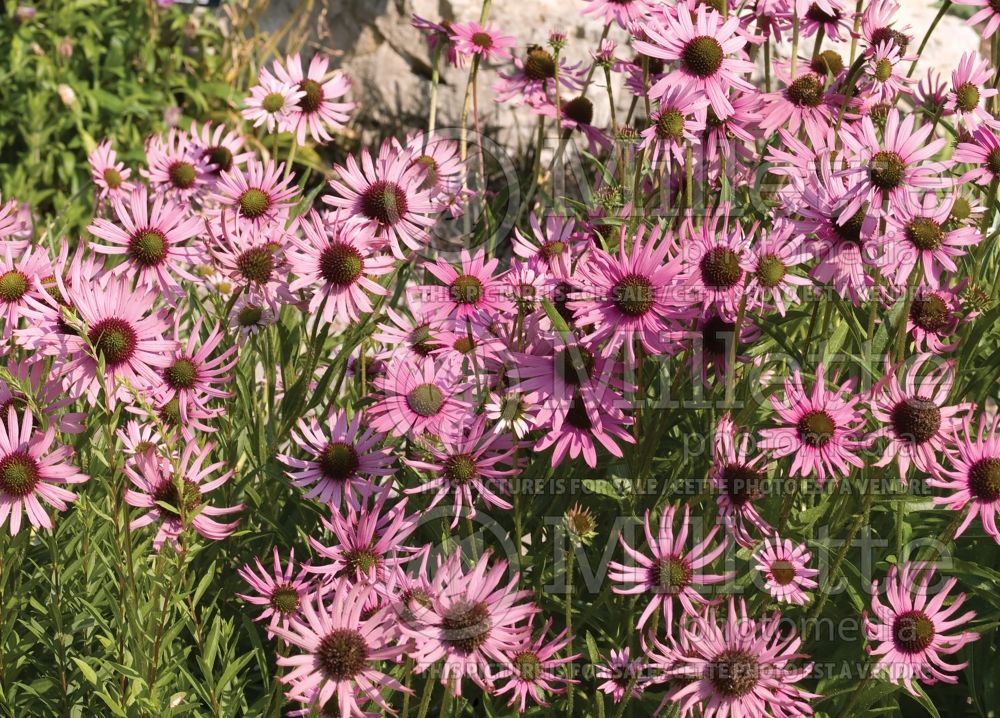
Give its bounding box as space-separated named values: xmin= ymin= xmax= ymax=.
xmin=5 ymin=0 xmax=1000 ymax=714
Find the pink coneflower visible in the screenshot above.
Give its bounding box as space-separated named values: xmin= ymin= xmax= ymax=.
xmin=495 ymin=45 xmax=584 ymax=108
xmin=324 ymin=141 xmax=437 ymax=259
xmin=740 ymin=220 xmax=810 ymax=316
xmin=405 ymin=417 xmax=518 ymax=526
xmin=117 ymin=420 xmax=161 ymax=458
xmin=271 ymin=580 xmax=409 ymax=717
xmin=945 ymin=52 xmax=997 ymax=129
xmin=583 ymin=0 xmax=654 ymax=27
xmin=616 ymin=51 xmax=668 ymax=98
xmin=412 ymin=15 xmax=460 ymax=68
xmin=416 ymin=248 xmax=512 ymax=322
xmin=907 ymin=285 xmax=964 ymax=353
xmin=88 ymin=185 xmax=203 ymax=300
xmin=449 ymin=22 xmax=515 ymax=62
xmin=692 ymin=310 xmax=761 ymax=386
xmin=759 ymin=363 xmax=867 ymax=484
xmin=156 ymin=318 xmax=237 ymax=428
xmin=796 ymin=0 xmax=853 ymax=40
xmin=0 ymin=408 xmax=88 ymax=535
xmin=0 ymin=244 xmax=51 ymax=339
xmin=372 ymin=308 xmax=443 ymax=365
xmin=639 ymin=84 xmax=709 ymax=166
xmin=711 ymin=414 xmax=773 ymax=549
xmin=954 ymin=124 xmax=1000 ymax=186
xmin=758 ymin=66 xmax=837 ymax=136
xmin=675 ymin=208 xmax=752 ymax=318
xmin=143 ymin=128 xmax=210 ymax=203
xmin=237 ymin=547 xmax=315 ymax=634
xmin=484 ymin=391 xmax=536 ymax=439
xmin=242 ymin=67 xmax=304 ymax=133
xmin=569 ymin=223 xmax=688 ymax=361
xmin=0 ymin=195 xmax=25 ymax=246
xmin=228 ymin=291 xmax=278 ymax=339
xmin=399 ymin=133 xmax=467 ymax=217
xmin=58 ymin=277 xmax=176 ymax=407
xmin=125 ymin=441 xmax=242 ymax=551
xmin=753 ymin=538 xmax=818 ymax=605
xmin=287 ymin=210 xmax=394 ymax=324
xmin=493 ymin=620 xmax=578 ymax=711
xmin=929 ymin=413 xmax=1000 ymax=543
xmin=534 ymin=393 xmax=635 ymax=468
xmin=279 ymin=410 xmax=394 ymax=508
xmin=955 ymin=0 xmax=1000 ymax=38
xmin=633 ymin=5 xmax=755 ymax=118
xmin=794 ymin=156 xmax=879 ymax=303
xmin=89 ymin=139 xmax=134 ymax=200
xmin=189 ymin=121 xmax=253 ymax=180
xmin=402 ymin=549 xmax=538 ymax=695
xmin=864 ymin=563 xmax=978 ymax=695
xmin=538 ymin=94 xmax=612 ymax=155
xmin=861 ymin=41 xmax=913 ymax=103
xmin=596 ymin=647 xmax=645 ymax=703
xmin=271 ymin=53 xmax=355 ymax=145
xmin=209 ymin=158 xmax=298 ymax=230
xmin=512 ymin=212 xmax=586 ymax=278
xmin=882 ymin=194 xmax=980 ymax=289
xmin=702 ymin=90 xmax=762 ymax=166
xmin=649 ymin=598 xmax=818 ymax=717
xmin=309 ymin=490 xmax=421 ymax=586
xmin=871 ymin=355 xmax=971 ymax=481
xmin=609 ymin=504 xmax=731 ymax=629
xmin=208 ymin=216 xmax=291 ymax=302
xmin=917 ymin=68 xmax=949 ymax=112
xmin=860 ymin=0 xmax=913 ymax=57
xmin=838 ymin=110 xmax=949 ymax=221
xmin=368 ymin=356 xmax=471 ymax=440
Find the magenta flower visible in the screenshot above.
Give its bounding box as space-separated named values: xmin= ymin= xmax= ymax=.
xmin=609 ymin=504 xmax=731 ymax=629
xmin=237 ymin=547 xmax=315 ymax=635
xmin=595 ymin=647 xmax=644 ymax=703
xmin=287 ymin=210 xmax=394 ymax=324
xmin=271 ymin=53 xmax=355 ymax=145
xmin=209 ymin=158 xmax=298 ymax=231
xmin=759 ymin=363 xmax=867 ymax=484
xmin=402 ymin=550 xmax=538 ymax=695
xmin=449 ymin=22 xmax=515 ymax=62
xmin=399 ymin=132 xmax=468 ymax=216
xmin=711 ymin=413 xmax=773 ymax=549
xmin=907 ymin=285 xmax=964 ymax=354
xmin=639 ymin=83 xmax=709 ymax=166
xmin=279 ymin=410 xmax=394 ymax=508
xmin=308 ymin=491 xmax=420 ymax=586
xmin=208 ymin=216 xmax=291 ymax=302
xmin=945 ymin=52 xmax=997 ymax=129
xmin=955 ymin=0 xmax=1000 ymax=38
xmin=125 ymin=441 xmax=242 ymax=551
xmin=758 ymin=65 xmax=837 ymax=137
xmin=871 ymin=356 xmax=972 ymax=481
xmin=88 ymin=139 xmax=134 ymax=201
xmin=156 ymin=318 xmax=237 ymax=429
xmin=582 ymin=0 xmax=654 ymax=27
xmin=740 ymin=219 xmax=810 ymax=316
xmin=59 ymin=276 xmax=176 ymax=407
xmin=495 ymin=46 xmax=584 ymax=109
xmin=861 ymin=41 xmax=913 ymax=103
xmin=143 ymin=128 xmax=210 ymax=203
xmin=271 ymin=580 xmax=410 ymax=717
xmin=0 ymin=243 xmax=51 ymax=339
xmin=929 ymin=413 xmax=1000 ymax=543
xmin=753 ymin=538 xmax=818 ymax=605
xmin=864 ymin=563 xmax=978 ymax=695
xmin=368 ymin=356 xmax=471 ymax=440
xmin=633 ymin=5 xmax=755 ymax=118
xmin=493 ymin=619 xmax=578 ymax=711
xmin=405 ymin=417 xmax=518 ymax=525
xmin=242 ymin=67 xmax=304 ymax=133
xmin=0 ymin=407 xmax=88 ymax=535
xmin=881 ymin=193 xmax=980 ymax=289
xmin=512 ymin=212 xmax=586 ymax=279
xmin=569 ymin=223 xmax=688 ymax=361
xmin=189 ymin=120 xmax=252 ymax=181
xmin=534 ymin=393 xmax=635 ymax=468
xmin=89 ymin=185 xmax=203 ymax=300
xmin=372 ymin=308 xmax=443 ymax=365
xmin=647 ymin=598 xmax=818 ymax=717
xmin=416 ymin=248 xmax=513 ymax=322
xmin=675 ymin=208 xmax=752 ymax=318
xmin=0 ymin=357 xmax=84 ymax=435
xmin=324 ymin=141 xmax=436 ymax=259
xmin=954 ymin=124 xmax=1000 ymax=186
xmin=838 ymin=110 xmax=949 ymax=221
